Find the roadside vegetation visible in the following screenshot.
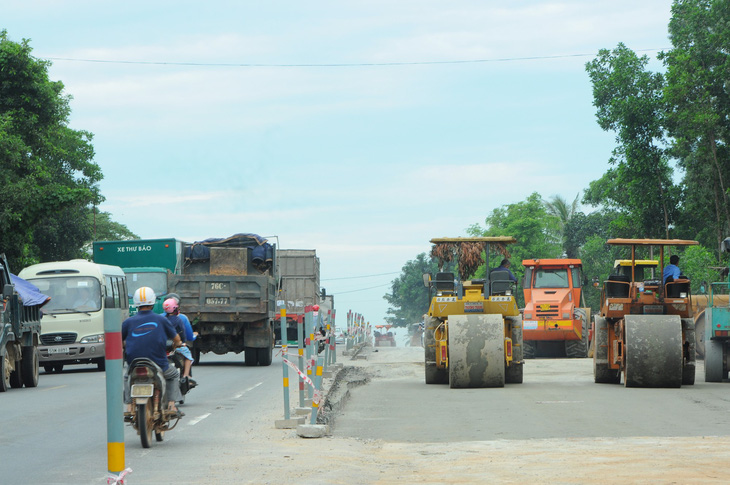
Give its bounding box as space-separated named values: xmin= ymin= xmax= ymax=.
xmin=385 ymin=1 xmax=730 ymax=325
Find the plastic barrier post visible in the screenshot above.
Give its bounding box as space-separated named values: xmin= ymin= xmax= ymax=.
xmin=297 ymin=311 xmax=305 ymax=408
xmin=346 ymin=310 xmax=353 ymax=351
xmin=304 ymin=309 xmax=314 ymax=401
xmin=104 ymin=308 xmax=127 ymax=481
xmin=280 ymin=308 xmax=290 ymax=420
xmin=310 ymin=354 xmax=324 ymax=424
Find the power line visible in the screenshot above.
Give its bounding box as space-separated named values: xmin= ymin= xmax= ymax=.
xmin=322 ymin=271 xmax=400 ymax=281
xmin=40 ymin=48 xmax=669 ymax=68
xmin=335 ymin=283 xmax=391 ymax=295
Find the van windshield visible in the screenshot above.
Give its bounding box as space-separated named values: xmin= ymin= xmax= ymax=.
xmin=28 ymin=276 xmax=101 ymax=314
xmin=125 ymin=271 xmax=168 ymax=297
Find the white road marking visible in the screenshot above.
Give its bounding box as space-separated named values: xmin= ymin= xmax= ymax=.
xmin=536 ymin=400 xmax=584 ymax=404
xmin=188 ymin=413 xmax=211 ymax=426
xmin=233 ymin=381 xmax=263 ymax=399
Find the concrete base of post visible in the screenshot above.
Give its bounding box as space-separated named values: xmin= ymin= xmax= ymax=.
xmin=296 ymin=424 xmax=329 ymax=438
xmin=322 ymin=370 xmax=334 ymax=378
xmin=275 ymin=416 xmax=306 ymax=429
xmin=294 ymin=407 xmax=312 ymax=416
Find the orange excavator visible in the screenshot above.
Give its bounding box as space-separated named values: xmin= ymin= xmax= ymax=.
xmin=521 ymin=259 xmax=590 ymax=358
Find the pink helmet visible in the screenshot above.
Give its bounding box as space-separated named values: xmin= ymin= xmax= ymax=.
xmin=163 ymin=298 xmax=179 ymax=314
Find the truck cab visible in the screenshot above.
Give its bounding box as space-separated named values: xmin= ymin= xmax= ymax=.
xmin=521 ymin=259 xmax=589 ymax=358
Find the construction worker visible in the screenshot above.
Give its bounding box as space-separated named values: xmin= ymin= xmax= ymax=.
xmin=491 ymin=259 xmax=518 ymax=283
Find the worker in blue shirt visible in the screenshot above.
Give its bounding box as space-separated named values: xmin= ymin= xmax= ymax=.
xmin=663 ymin=255 xmax=681 ymax=284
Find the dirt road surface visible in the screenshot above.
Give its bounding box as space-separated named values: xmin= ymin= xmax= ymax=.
xmin=245 ymin=345 xmax=730 ymax=485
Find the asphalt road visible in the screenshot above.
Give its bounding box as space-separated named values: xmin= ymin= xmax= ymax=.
xmin=3 ymin=344 xmax=730 ymax=484
xmin=0 ymin=351 xmax=285 ymax=485
xmin=335 ymin=347 xmax=730 ymax=442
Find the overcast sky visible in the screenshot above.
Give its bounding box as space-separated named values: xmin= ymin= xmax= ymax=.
xmin=4 ymin=1 xmax=673 ymax=325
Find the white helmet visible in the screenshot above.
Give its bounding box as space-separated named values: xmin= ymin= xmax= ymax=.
xmin=133 ymin=287 xmax=156 ymax=307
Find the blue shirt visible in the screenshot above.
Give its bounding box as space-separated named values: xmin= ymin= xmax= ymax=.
xmin=663 ymin=264 xmax=681 ymax=284
xmin=179 ymin=313 xmax=196 ymax=341
xmin=122 ymin=310 xmax=178 ymax=370
xmin=165 ymin=313 xmax=185 ymax=341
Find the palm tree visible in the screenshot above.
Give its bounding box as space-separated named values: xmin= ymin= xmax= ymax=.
xmin=545 ymin=194 xmax=580 ymax=232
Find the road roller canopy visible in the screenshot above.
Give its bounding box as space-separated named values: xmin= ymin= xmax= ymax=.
xmin=607 ymin=238 xmax=699 ymax=247
xmin=430 ymin=237 xmax=517 ymax=244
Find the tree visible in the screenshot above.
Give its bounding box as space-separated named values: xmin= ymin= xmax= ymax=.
xmin=660 ymin=0 xmax=730 ymax=255
xmin=467 ymin=192 xmax=563 ymax=306
xmin=545 ymin=193 xmax=580 ymax=256
xmin=585 ymin=43 xmax=680 ymax=239
xmin=384 ymin=253 xmax=446 ymax=326
xmin=0 ymin=31 xmax=102 ymax=269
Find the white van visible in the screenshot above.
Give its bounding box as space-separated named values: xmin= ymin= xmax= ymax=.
xmin=18 ymin=259 xmax=128 ymax=373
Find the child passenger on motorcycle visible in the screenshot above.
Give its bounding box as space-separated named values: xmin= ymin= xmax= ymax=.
xmin=163 ymin=298 xmax=197 ymax=387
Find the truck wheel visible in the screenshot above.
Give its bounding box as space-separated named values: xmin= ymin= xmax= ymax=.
xmin=593 ymin=316 xmax=620 ymax=384
xmin=694 ymin=311 xmax=706 ymax=360
xmin=523 ymin=340 xmax=536 ymax=359
xmin=244 ymin=347 xmax=258 ymax=366
xmin=565 ymin=315 xmax=589 ymax=358
xmin=43 ymin=365 xmax=54 ymax=374
xmin=192 ymin=347 xmax=201 ymax=365
xmin=681 ymin=318 xmax=696 ymax=386
xmin=705 ymin=339 xmax=725 ymax=382
xmin=257 ymin=346 xmax=273 ymax=366
xmin=505 ymin=316 xmax=523 ymax=384
xmin=21 ymin=346 xmax=39 ymax=388
xmin=424 ymin=316 xmax=448 ymax=384
xmin=9 ymin=357 xmax=23 ymax=389
xmin=0 ymin=350 xmax=10 ymax=392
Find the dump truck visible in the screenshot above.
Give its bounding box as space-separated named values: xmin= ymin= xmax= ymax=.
xmin=275 ymin=249 xmax=320 ymax=344
xmin=698 ymin=237 xmax=730 ymax=381
xmin=423 ymin=237 xmax=523 ymax=388
xmin=522 ymin=258 xmax=590 ymax=358
xmin=93 ymin=238 xmax=185 ymax=314
xmin=168 ymin=234 xmax=276 ymax=366
xmin=0 ymin=253 xmax=45 ymax=392
xmin=593 ymin=238 xmax=697 ymax=387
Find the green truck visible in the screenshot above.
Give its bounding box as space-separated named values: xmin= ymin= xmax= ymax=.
xmin=92 ymin=238 xmax=185 ymax=314
xmin=1 ymin=253 xmax=44 ymax=392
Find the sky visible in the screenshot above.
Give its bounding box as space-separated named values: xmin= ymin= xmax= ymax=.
xmin=3 ymin=1 xmax=674 ymax=325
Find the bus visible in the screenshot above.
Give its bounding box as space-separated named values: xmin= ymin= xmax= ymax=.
xmin=18 ymin=260 xmax=128 ymax=373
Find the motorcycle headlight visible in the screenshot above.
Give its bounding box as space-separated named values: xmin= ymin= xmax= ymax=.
xmin=80 ymin=334 xmax=105 ymax=344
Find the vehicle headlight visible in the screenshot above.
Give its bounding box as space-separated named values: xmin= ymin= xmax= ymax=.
xmin=562 ymin=313 xmax=570 ymax=319
xmin=679 ymin=292 xmax=687 ymax=298
xmin=505 ymin=290 xmax=512 ymax=296
xmin=80 ymin=334 xmax=105 ymax=344
xmin=524 ymin=313 xmax=532 ymax=319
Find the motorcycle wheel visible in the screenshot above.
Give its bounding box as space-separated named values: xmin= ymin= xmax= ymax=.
xmin=137 ymin=403 xmax=153 ymax=448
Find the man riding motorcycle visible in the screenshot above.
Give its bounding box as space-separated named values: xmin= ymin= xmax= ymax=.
xmin=123 ymin=287 xmax=184 ymax=420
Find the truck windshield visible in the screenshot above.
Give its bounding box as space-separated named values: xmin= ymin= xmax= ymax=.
xmin=126 ymin=271 xmax=168 ymax=297
xmin=27 ymin=277 xmax=101 ymax=314
xmin=534 ymin=269 xmax=570 ymax=289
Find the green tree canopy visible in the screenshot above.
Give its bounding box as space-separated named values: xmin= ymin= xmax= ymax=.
xmin=661 ymin=0 xmax=730 ymax=253
xmin=384 ymin=253 xmax=448 ymax=327
xmin=0 ymin=31 xmax=103 ymax=269
xmin=585 ymin=43 xmax=679 ymax=239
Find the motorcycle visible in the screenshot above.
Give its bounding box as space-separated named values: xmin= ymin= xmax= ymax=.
xmin=127 ymin=357 xmax=182 ymax=448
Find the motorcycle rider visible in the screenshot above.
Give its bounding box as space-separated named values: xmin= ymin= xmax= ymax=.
xmin=123 ymin=287 xmax=184 ymax=419
xmin=163 ymin=297 xmax=197 ymax=387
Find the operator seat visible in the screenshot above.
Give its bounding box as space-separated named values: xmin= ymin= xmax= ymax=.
xmin=490 ymin=271 xmax=512 ymax=296
xmin=434 ymin=272 xmax=455 ymax=294
xmin=606 ymin=274 xmax=630 ymax=298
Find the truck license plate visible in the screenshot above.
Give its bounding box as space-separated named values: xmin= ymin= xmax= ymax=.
xmin=205 ymin=297 xmax=229 ymax=305
xmin=48 ymin=347 xmax=70 ymax=354
xmin=131 ymin=384 xmax=154 ymax=398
